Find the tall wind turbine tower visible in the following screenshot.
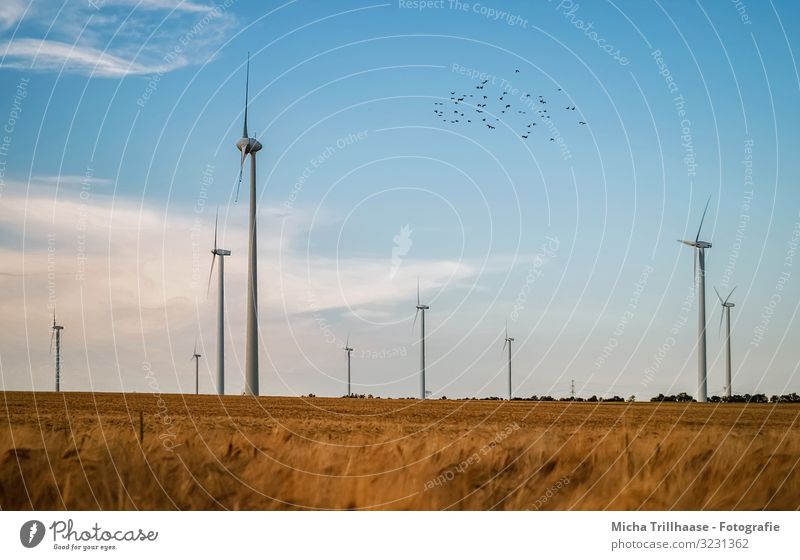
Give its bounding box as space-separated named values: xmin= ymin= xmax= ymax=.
xmin=678 ymin=198 xmax=712 ymax=403
xmin=192 ymin=342 xmax=202 ymax=395
xmin=208 ymin=211 xmax=231 ymax=395
xmin=413 ymin=280 xmax=430 ymax=399
xmin=235 ymin=53 xmax=263 ymax=397
xmin=50 ymin=312 xmax=63 ymax=392
xmin=715 ymin=286 xmax=736 ymax=399
xmin=503 ymin=323 xmax=514 ymax=400
xmin=344 ymin=335 xmax=353 ymax=396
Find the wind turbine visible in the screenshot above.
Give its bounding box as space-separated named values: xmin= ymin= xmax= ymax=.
xmin=503 ymin=322 xmax=514 ymax=400
xmin=192 ymin=342 xmax=202 ymax=395
xmin=344 ymin=335 xmax=353 ymax=396
xmin=208 ymin=210 xmax=231 ymax=396
xmin=50 ymin=311 xmax=63 ymax=392
xmin=235 ymin=52 xmax=263 ymax=397
xmin=678 ymin=197 xmax=712 ymax=403
xmin=715 ymin=286 xmax=736 ymax=399
xmin=413 ymin=279 xmax=429 ymax=399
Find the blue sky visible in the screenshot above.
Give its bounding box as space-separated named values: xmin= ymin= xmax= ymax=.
xmin=1 ymin=0 xmax=799 ymax=399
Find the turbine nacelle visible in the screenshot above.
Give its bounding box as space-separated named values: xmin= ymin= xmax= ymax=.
xmin=236 ymin=136 xmax=262 ymax=154
xmin=212 ymin=248 xmax=232 ymax=256
xmin=678 ymin=239 xmax=712 ymax=249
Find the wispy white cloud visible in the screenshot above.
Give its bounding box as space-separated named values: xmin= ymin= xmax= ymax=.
xmin=0 ymin=183 xmax=488 ymax=393
xmin=107 ymin=0 xmax=217 ymax=13
xmin=0 ymin=0 xmax=26 ymax=31
xmin=1 ymin=0 xmax=236 ymax=77
xmin=32 ymin=175 xmax=114 ymax=187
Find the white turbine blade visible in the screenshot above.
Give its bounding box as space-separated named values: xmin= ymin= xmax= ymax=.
xmin=345 ymin=334 xmax=350 ymax=350
xmin=207 ymin=252 xmax=216 ymax=297
xmin=714 ymin=286 xmax=723 ymax=304
xmin=725 ymin=286 xmax=737 ymax=305
xmin=213 ymin=209 xmax=218 ymax=251
xmin=718 ymin=305 xmax=725 ymax=337
xmin=243 ymin=52 xmax=249 ymax=138
xmin=235 ymin=147 xmax=246 ymax=203
xmin=696 ymin=196 xmax=711 ymax=243
xmin=417 ymin=277 xmax=420 ymax=306
xmin=502 ymin=339 xmax=507 ymax=352
xmin=49 ymin=329 xmax=54 ymax=354
xmin=412 ymin=308 xmax=419 ymax=332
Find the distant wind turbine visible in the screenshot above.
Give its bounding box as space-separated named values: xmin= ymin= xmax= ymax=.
xmin=344 ymin=335 xmax=353 ymax=396
xmin=192 ymin=342 xmax=202 ymax=395
xmin=715 ymin=286 xmax=736 ymax=399
xmin=413 ymin=279 xmax=430 ymax=399
xmin=50 ymin=311 xmax=64 ymax=392
xmin=235 ymin=52 xmax=263 ymax=397
xmin=208 ymin=210 xmax=231 ymax=396
xmin=503 ymin=322 xmax=514 ymax=400
xmin=678 ymin=197 xmax=712 ymax=403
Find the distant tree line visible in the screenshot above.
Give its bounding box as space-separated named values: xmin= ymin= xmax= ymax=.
xmin=330 ymin=392 xmax=800 ymax=402
xmin=650 ymin=392 xmax=800 ymax=403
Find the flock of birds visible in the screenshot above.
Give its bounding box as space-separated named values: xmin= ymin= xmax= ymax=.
xmin=433 ymin=68 xmax=587 ymax=141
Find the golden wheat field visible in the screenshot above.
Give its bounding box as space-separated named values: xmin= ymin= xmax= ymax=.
xmin=0 ymin=391 xmax=798 ymax=510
